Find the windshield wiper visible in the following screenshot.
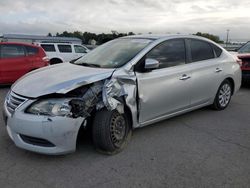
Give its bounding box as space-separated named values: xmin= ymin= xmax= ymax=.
xmin=79 ymin=63 xmax=101 ymax=68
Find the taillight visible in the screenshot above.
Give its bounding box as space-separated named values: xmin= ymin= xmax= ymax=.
xmin=42 ymin=56 xmax=50 ymax=64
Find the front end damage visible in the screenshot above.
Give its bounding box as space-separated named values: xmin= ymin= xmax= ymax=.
xmin=69 ymin=81 xmax=104 ymax=118
xmin=4 ymin=71 xmax=138 ymax=155
xmin=69 ymin=79 xmax=127 ymax=118
xmin=68 ymin=74 xmax=138 ymax=129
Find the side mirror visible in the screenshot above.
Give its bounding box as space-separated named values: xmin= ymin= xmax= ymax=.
xmin=144 ymin=58 xmax=159 ymax=70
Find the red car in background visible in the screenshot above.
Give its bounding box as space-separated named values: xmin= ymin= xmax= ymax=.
xmin=0 ymin=42 xmax=49 ymax=84
xmin=236 ymin=41 xmax=250 ymax=84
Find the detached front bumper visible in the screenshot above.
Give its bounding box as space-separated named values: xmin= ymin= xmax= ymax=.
xmin=3 ymin=99 xmax=84 ymax=155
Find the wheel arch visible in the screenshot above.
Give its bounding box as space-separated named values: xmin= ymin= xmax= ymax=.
xmin=28 ymin=68 xmax=38 ymax=72
xmin=49 ymin=57 xmax=63 ymax=64
xmin=224 ymin=77 xmax=235 ymax=95
xmin=124 ymin=103 xmax=133 ymax=129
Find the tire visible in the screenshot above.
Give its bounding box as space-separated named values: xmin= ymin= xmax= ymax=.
xmin=92 ymin=109 xmax=132 ymax=155
xmin=50 ymin=58 xmax=63 ymax=65
xmin=212 ymin=80 xmax=232 ymax=110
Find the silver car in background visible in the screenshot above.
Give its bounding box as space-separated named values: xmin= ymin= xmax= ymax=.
xmin=3 ymin=35 xmax=241 ymax=155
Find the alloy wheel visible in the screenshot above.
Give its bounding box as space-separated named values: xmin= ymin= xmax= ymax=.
xmin=218 ymin=83 xmax=231 ymax=107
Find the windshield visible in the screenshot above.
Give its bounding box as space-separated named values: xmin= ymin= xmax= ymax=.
xmin=73 ymin=38 xmax=152 ymax=68
xmin=238 ymin=42 xmax=250 ymax=54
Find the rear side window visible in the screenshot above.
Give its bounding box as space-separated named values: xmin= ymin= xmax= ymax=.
xmin=1 ymin=44 xmax=25 ymax=58
xmin=25 ymin=46 xmax=39 ymax=55
xmin=190 ymin=40 xmax=214 ymax=62
xmin=41 ymin=44 xmax=56 ymax=52
xmin=146 ymin=39 xmax=186 ymax=69
xmin=58 ymin=45 xmax=72 ymax=53
xmin=212 ymin=44 xmax=223 ymax=57
xmin=74 ymin=45 xmax=86 ymax=53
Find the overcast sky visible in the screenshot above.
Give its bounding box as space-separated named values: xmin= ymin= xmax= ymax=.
xmin=1 ymin=0 xmax=250 ymax=41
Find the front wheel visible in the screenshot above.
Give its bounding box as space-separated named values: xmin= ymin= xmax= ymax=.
xmin=92 ymin=109 xmax=132 ymax=155
xmin=212 ymin=80 xmax=232 ymax=110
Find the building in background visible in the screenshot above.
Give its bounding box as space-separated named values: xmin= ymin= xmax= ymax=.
xmin=0 ymin=34 xmax=82 ymax=44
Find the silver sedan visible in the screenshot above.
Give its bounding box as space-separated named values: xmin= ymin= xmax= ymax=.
xmin=3 ymin=35 xmax=241 ymax=155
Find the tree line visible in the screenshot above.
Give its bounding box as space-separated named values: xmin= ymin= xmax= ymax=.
xmin=47 ymin=31 xmax=135 ymax=45
xmin=194 ymin=32 xmax=223 ymax=43
xmin=47 ymin=31 xmax=223 ymax=44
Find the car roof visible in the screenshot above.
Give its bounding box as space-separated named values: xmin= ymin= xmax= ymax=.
xmin=38 ymin=43 xmax=81 ymax=45
xmin=122 ymin=34 xmax=210 ymax=41
xmin=0 ymin=42 xmax=40 ymax=48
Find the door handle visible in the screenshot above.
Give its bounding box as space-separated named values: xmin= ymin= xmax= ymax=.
xmin=215 ymin=68 xmax=222 ymax=73
xmin=179 ymin=74 xmax=191 ymax=80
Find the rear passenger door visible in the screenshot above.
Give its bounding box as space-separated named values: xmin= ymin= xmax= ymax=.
xmin=0 ymin=44 xmax=30 ymax=83
xmin=187 ymin=39 xmax=224 ymax=106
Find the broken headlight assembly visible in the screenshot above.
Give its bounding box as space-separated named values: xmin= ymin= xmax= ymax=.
xmin=26 ymin=98 xmax=72 ymax=117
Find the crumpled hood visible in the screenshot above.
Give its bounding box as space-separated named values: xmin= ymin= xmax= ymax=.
xmin=12 ymin=63 xmax=115 ymax=98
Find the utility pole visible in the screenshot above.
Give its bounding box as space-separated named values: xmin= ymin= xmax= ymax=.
xmin=226 ymin=29 xmax=230 ymax=48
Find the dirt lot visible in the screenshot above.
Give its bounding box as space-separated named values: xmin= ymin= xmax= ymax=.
xmin=0 ymin=86 xmax=249 ymax=188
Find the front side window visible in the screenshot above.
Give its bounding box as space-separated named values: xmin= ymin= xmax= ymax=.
xmin=58 ymin=45 xmax=72 ymax=53
xmin=146 ymin=39 xmax=186 ymax=69
xmin=73 ymin=38 xmax=152 ymax=68
xmin=1 ymin=44 xmax=25 ymax=58
xmin=41 ymin=44 xmax=56 ymax=52
xmin=74 ymin=45 xmax=86 ymax=53
xmin=190 ymin=40 xmax=214 ymax=62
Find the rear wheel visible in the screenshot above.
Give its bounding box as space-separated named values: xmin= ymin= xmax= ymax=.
xmin=92 ymin=109 xmax=132 ymax=154
xmin=212 ymin=80 xmax=232 ymax=110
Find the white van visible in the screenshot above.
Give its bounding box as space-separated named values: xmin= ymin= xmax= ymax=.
xmin=37 ymin=43 xmax=90 ymax=64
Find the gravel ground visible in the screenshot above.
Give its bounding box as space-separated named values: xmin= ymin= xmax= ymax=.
xmin=0 ymin=86 xmax=249 ymax=188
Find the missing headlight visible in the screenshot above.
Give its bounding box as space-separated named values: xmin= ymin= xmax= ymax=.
xmin=69 ymin=81 xmax=103 ymax=118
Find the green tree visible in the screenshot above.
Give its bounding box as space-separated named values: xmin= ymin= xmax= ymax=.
xmin=53 ymin=31 xmax=136 ymax=45
xmin=128 ymin=32 xmax=135 ymax=35
xmin=194 ymin=32 xmax=223 ymax=43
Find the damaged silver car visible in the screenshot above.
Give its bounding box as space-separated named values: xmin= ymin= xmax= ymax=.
xmin=3 ymin=35 xmax=241 ymax=155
